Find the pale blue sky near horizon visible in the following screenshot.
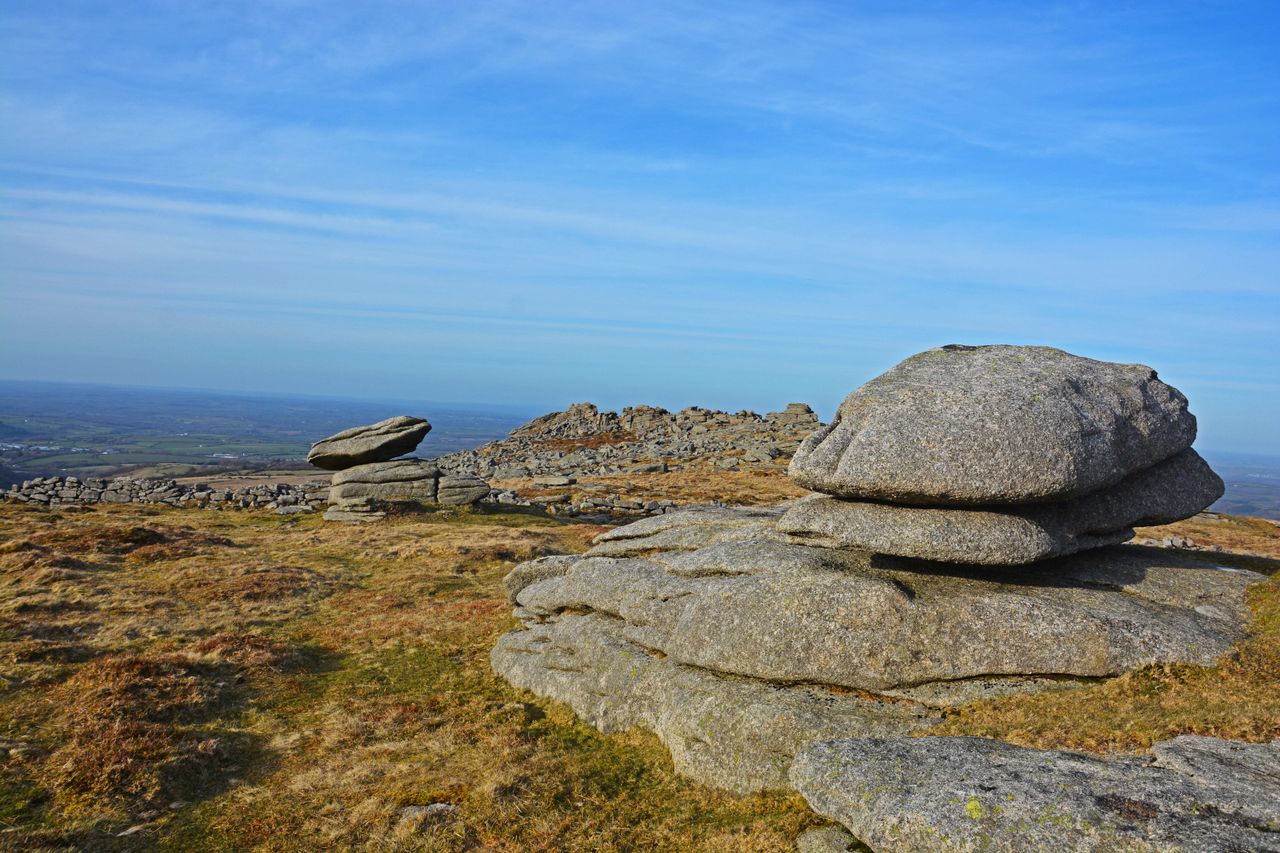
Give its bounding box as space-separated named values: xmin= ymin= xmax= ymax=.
xmin=1 ymin=1 xmax=1277 ymax=453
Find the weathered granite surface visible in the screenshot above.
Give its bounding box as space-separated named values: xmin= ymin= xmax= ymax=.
xmin=307 ymin=415 xmax=431 ymax=470
xmin=789 ymin=346 xmax=1197 ymax=506
xmin=791 ymin=735 xmax=1280 ymax=852
xmin=491 ymin=611 xmax=936 ymax=793
xmin=780 ymin=449 xmax=1224 ymax=564
xmin=492 ymin=507 xmax=1263 ymax=791
xmin=508 ymin=523 xmax=1258 ymax=692
xmin=326 ymin=459 xmax=488 ymax=507
xmin=586 ymin=504 xmax=785 ymax=557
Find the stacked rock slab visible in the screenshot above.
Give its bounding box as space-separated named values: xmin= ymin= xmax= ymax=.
xmin=307 ymin=416 xmax=490 ymax=522
xmin=782 ymin=345 xmax=1224 ymax=563
xmin=490 ymin=345 xmax=1260 ymax=805
xmin=493 ymin=507 xmax=1262 ymax=791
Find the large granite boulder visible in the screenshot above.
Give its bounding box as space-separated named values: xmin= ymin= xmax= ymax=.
xmin=791 ymin=735 xmax=1280 ymax=852
xmin=789 ymin=346 xmax=1197 ymax=506
xmin=780 ymin=449 xmax=1224 ymax=564
xmin=492 ymin=507 xmax=1263 ymax=791
xmin=307 ymin=415 xmax=431 ymax=470
xmin=325 ymin=459 xmax=490 ymax=514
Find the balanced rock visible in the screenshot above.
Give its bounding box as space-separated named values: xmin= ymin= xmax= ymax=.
xmin=791 ymin=735 xmax=1280 ymax=852
xmin=789 ymin=346 xmax=1196 ymax=506
xmin=780 ymin=449 xmax=1224 ymax=564
xmin=308 ymin=415 xmax=431 ymax=470
xmin=492 ymin=506 xmax=1262 ymax=791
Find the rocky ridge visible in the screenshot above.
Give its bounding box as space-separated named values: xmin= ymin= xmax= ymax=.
xmin=433 ymin=402 xmax=821 ymax=480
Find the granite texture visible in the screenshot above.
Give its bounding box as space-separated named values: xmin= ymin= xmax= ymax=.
xmin=789 ymin=345 xmax=1197 ymax=506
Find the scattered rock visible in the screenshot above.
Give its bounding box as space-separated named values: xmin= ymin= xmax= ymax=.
xmin=307 ymin=415 xmax=431 ymax=471
xmin=2 ymin=476 xmax=329 ymax=511
xmin=790 ymin=735 xmax=1280 ymax=852
xmin=436 ymin=474 xmax=491 ymax=506
xmin=434 ymin=402 xmax=822 ymax=481
xmin=533 ymin=475 xmax=576 ymax=486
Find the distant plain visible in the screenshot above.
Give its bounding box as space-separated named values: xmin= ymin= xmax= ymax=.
xmin=1 ymin=381 xmax=1277 ymax=520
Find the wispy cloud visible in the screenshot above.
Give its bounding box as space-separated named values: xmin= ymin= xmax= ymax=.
xmin=1 ymin=0 xmax=1277 ymax=449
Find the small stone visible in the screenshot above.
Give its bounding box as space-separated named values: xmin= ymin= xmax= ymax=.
xmin=796 ymin=826 xmax=861 ymax=853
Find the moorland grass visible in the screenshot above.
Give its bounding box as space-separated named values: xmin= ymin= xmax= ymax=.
xmin=0 ymin=496 xmax=1276 ymax=851
xmin=0 ymin=502 xmax=816 ymax=851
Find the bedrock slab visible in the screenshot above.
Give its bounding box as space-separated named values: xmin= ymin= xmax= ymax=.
xmin=491 ymin=611 xmax=936 ymax=793
xmin=790 ymin=735 xmax=1280 ymax=852
xmin=507 ymin=528 xmax=1261 ymax=692
xmin=308 ymin=415 xmax=431 ymax=470
xmin=788 ymin=345 xmax=1196 ymax=506
xmin=779 ymin=449 xmax=1223 ymax=564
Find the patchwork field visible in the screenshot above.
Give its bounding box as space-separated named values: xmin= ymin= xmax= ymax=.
xmin=1 ymin=490 xmax=1277 ymax=851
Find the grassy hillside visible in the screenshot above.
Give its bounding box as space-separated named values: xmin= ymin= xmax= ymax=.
xmin=1 ymin=487 xmax=1276 ymax=851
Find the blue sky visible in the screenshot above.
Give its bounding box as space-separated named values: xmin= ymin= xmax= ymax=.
xmin=1 ymin=1 xmax=1277 ymax=453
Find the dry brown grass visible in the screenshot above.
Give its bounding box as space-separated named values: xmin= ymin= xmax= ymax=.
xmin=2 ymin=494 xmax=1275 ymax=850
xmin=40 ymin=653 xmax=233 ymax=814
xmin=927 ymin=569 xmax=1280 ymax=752
xmin=0 ymin=502 xmax=816 ymax=851
xmin=496 ymin=464 xmax=811 ymax=507
xmin=1138 ymin=512 xmax=1280 ymax=559
xmin=190 ymin=632 xmax=297 ymax=671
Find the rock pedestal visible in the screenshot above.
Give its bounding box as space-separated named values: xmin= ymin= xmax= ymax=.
xmin=307 ymin=416 xmax=490 ymax=522
xmin=490 ymin=345 xmax=1270 ymax=846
